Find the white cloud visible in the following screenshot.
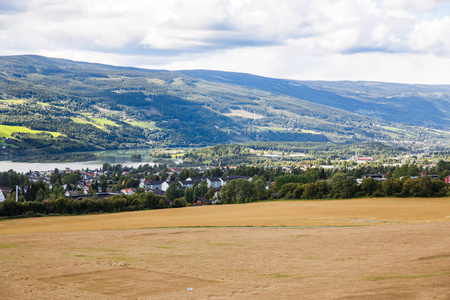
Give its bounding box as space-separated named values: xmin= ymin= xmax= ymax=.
xmin=1 ymin=0 xmax=450 ymax=83
xmin=155 ymin=46 xmax=450 ymax=84
xmin=410 ymin=16 xmax=450 ymax=55
xmin=381 ymin=0 xmax=435 ymax=12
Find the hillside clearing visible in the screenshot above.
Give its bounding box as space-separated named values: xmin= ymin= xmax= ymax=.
xmin=0 ymin=125 xmax=62 ymax=138
xmin=0 ymin=99 xmax=27 ymax=104
xmin=224 ymin=109 xmax=265 ymax=119
xmin=125 ymin=120 xmax=160 ymax=130
xmin=92 ymin=118 xmax=119 ymax=127
xmin=70 ymin=117 xmax=116 ymax=131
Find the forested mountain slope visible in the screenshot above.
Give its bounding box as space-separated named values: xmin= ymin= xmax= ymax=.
xmin=0 ymin=55 xmax=448 ymax=156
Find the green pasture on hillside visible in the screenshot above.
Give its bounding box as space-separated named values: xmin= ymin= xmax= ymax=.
xmin=126 ymin=121 xmax=160 ymax=130
xmin=0 ymin=99 xmax=27 ymax=104
xmin=0 ymin=139 xmax=18 ymax=148
xmin=0 ymin=125 xmax=63 ymax=138
xmin=92 ymin=118 xmax=119 ymax=127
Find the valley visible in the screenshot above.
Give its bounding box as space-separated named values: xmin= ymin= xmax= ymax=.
xmin=0 ymin=55 xmax=449 ymax=159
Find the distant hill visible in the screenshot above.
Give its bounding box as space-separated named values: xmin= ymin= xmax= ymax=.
xmin=0 ymin=55 xmax=449 ymax=155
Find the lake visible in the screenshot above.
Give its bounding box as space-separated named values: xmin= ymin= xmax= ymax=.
xmin=0 ymin=149 xmax=181 ymax=173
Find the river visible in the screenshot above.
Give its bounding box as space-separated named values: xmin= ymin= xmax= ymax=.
xmin=0 ymin=149 xmax=181 ymax=173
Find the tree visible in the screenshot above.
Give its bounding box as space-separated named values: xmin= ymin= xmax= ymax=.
xmin=99 ymin=175 xmax=108 ymax=192
xmin=417 ymin=176 xmax=434 ymax=197
xmin=192 ymin=186 xmax=202 ymax=200
xmin=279 ymin=183 xmax=299 ymax=198
xmin=178 ymin=169 xmax=190 ymax=180
xmin=26 ymin=179 xmax=49 ymax=201
xmin=408 ymin=164 xmax=421 ymax=177
xmin=63 ymin=172 xmax=81 ymax=185
xmin=184 ymin=186 xmax=194 ymax=203
xmin=329 ymin=172 xmax=347 ymax=198
xmin=439 ymin=169 xmax=450 ymax=180
xmin=173 ymin=198 xmax=186 ymax=208
xmin=198 ymin=180 xmax=208 ymax=197
xmin=50 ymin=173 xmax=62 ymax=185
xmin=220 ymin=179 xmax=254 ymax=204
xmin=399 ymin=165 xmax=409 ymax=177
xmin=159 ymin=198 xmax=167 ymax=209
xmin=207 ymin=167 xmax=224 ymax=178
xmin=336 ymin=178 xmax=358 ymax=199
xmin=87 ymin=181 xmax=98 ymax=195
xmin=165 ymin=182 xmax=184 ymax=200
xmin=253 ymin=178 xmax=267 ymax=200
xmin=436 ymin=160 xmax=448 ymax=173
xmin=124 ymin=177 xmax=139 ymax=188
xmin=319 ymin=168 xmax=327 ymax=180
xmin=204 ymin=186 xmax=216 ymax=201
xmin=143 ymin=192 xmax=160 ymax=209
xmin=393 ymin=167 xmax=401 ymax=179
xmin=302 ymin=183 xmax=316 ymax=199
xmin=402 ymin=179 xmax=419 ymax=197
xmin=50 ymin=184 xmax=65 ymax=200
xmin=360 ymin=178 xmax=382 ymax=196
xmin=382 ymin=179 xmax=402 ymax=196
xmin=293 ymin=185 xmax=304 ymax=199
xmin=315 ymin=180 xmax=329 ymax=198
xmin=35 ymin=189 xmax=45 ymax=202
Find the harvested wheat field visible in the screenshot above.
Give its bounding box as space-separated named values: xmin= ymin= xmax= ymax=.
xmin=0 ymin=198 xmax=449 ymax=299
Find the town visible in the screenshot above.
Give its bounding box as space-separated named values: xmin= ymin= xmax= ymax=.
xmin=1 ymin=156 xmax=449 ymax=215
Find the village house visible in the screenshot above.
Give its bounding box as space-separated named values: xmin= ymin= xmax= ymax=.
xmin=0 ymin=189 xmax=6 ymax=202
xmin=121 ymin=188 xmax=136 ymax=195
xmin=185 ymin=177 xmax=206 ymax=183
xmin=206 ymin=177 xmax=222 ymax=188
xmin=144 ymin=180 xmax=166 ymax=191
xmin=193 ymin=197 xmax=205 ymax=206
xmin=444 ymin=175 xmax=450 ymax=184
xmin=0 ymin=187 xmax=13 ymax=195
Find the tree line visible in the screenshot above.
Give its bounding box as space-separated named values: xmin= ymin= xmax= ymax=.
xmin=0 ymin=191 xmax=167 ymax=218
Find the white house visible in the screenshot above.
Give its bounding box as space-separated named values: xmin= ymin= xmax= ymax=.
xmin=144 ymin=180 xmax=166 ymax=191
xmin=161 ymin=181 xmax=171 ymax=192
xmin=206 ymin=177 xmax=223 ymax=188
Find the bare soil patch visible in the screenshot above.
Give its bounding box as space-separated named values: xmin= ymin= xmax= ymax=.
xmin=224 ymin=109 xmax=265 ymax=119
xmin=0 ymin=198 xmax=449 ymax=299
xmin=42 ymin=268 xmax=219 ymax=298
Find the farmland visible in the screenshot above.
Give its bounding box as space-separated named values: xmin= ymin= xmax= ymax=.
xmin=125 ymin=120 xmax=160 ymax=131
xmin=0 ymin=99 xmax=27 ymax=104
xmin=0 ymin=198 xmax=449 ymax=299
xmin=0 ymin=124 xmax=63 ymax=138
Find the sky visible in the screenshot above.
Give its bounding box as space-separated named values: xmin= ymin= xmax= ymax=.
xmin=1 ymin=0 xmax=450 ymax=84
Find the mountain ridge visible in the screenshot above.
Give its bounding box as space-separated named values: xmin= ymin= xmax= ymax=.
xmin=0 ymin=55 xmax=449 ymax=156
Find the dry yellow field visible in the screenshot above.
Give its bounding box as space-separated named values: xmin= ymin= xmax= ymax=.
xmin=1 ymin=198 xmax=449 ymax=235
xmin=0 ymin=198 xmax=449 ymax=299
